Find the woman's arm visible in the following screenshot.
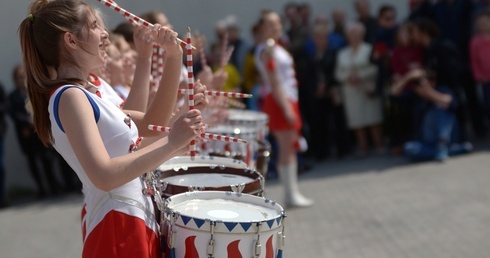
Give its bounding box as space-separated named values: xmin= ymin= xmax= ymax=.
xmin=58 ymin=88 xmax=202 ymax=192
xmin=122 ymin=25 xmax=154 ymax=112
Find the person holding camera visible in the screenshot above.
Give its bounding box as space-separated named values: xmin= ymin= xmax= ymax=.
xmin=391 ymin=68 xmax=472 ymax=161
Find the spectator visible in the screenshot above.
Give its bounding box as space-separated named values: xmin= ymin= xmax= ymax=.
xmin=8 ymin=64 xmax=62 ymax=198
xmin=470 ymin=10 xmax=490 ymax=121
xmin=330 ymin=8 xmax=348 ymax=51
xmin=371 ymin=4 xmax=399 ymax=96
xmin=354 ymin=0 xmax=378 ymax=44
xmin=392 ymin=69 xmax=472 ymax=161
xmin=304 ymin=24 xmax=349 ymax=160
xmin=335 ymin=22 xmax=383 ymax=157
xmin=284 ymin=2 xmax=310 ymax=61
xmin=389 ymin=22 xmax=424 ymax=153
xmin=412 ymin=18 xmax=469 ymax=140
xmin=224 ymin=15 xmax=251 ymax=79
xmin=431 ymin=0 xmax=486 ymax=137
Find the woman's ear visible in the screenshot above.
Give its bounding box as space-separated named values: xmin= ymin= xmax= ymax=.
xmin=63 ymin=32 xmax=78 ymax=50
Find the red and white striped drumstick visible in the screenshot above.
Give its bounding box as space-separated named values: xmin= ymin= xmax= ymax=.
xmin=148 ymin=125 xmax=247 ymax=143
xmin=150 ymin=45 xmax=159 ymax=88
xmin=186 ymin=27 xmax=197 ymax=159
xmin=148 ymin=124 xmax=172 ymax=133
xmin=157 ymin=48 xmax=164 ymax=79
xmin=178 ymin=89 xmax=252 ymax=98
xmin=96 ymin=0 xmax=195 ymax=49
xmin=200 ymin=132 xmax=247 ymax=143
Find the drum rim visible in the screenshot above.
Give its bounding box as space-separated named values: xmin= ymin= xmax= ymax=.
xmin=157 ymin=156 xmax=247 ymax=171
xmin=157 ymin=166 xmax=263 ymax=198
xmin=165 ymin=191 xmax=285 ymax=233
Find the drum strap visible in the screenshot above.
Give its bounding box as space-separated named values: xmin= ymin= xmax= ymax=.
xmin=88 ymin=192 xmax=156 ymax=229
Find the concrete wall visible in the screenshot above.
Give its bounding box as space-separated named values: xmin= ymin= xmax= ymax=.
xmin=0 ymin=0 xmax=408 ymax=193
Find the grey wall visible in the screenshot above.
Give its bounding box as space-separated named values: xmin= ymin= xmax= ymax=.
xmin=0 ymin=0 xmax=408 ymax=192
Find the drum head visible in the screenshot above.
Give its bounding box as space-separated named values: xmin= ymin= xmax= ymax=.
xmin=156 ymin=156 xmax=263 ymax=197
xmin=163 ymin=173 xmax=254 ymax=187
xmin=157 ymin=156 xmax=247 ymax=172
xmin=166 ymin=191 xmax=285 ymax=232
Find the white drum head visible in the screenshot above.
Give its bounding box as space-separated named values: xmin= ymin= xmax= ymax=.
xmin=157 ymin=156 xmax=247 ymax=172
xmin=171 ymin=198 xmax=277 ymax=222
xmin=165 ymin=191 xmax=284 ymax=233
xmin=163 ymin=173 xmax=254 ymax=187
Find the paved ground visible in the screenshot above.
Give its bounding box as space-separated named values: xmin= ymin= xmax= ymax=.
xmin=1 ymin=147 xmax=490 ymax=258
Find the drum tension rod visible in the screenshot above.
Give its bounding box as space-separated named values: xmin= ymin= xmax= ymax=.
xmin=207 ymin=221 xmax=216 ymax=257
xmin=254 ymin=222 xmax=262 ymax=258
xmin=168 ymin=213 xmax=179 ymax=250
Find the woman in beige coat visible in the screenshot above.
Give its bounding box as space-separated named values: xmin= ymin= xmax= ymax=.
xmin=335 ymin=22 xmax=383 ymax=156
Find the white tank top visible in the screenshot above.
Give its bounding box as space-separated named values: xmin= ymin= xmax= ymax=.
xmin=254 ymin=43 xmax=298 ymax=101
xmin=48 ymin=85 xmax=157 ymax=240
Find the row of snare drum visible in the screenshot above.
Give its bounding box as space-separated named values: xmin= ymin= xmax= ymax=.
xmin=151 ymin=109 xmax=286 ymax=258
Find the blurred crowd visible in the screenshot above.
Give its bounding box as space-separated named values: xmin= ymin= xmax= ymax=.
xmin=246 ymin=0 xmax=488 ymax=163
xmin=2 ymin=0 xmax=490 ymax=206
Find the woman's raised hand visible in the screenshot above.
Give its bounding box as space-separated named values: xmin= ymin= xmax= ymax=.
xmin=154 ymin=25 xmax=182 ymax=58
xmin=167 ymin=109 xmax=203 ymax=150
xmin=133 ymin=25 xmax=157 ymax=60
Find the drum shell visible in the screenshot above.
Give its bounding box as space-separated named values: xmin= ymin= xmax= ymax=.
xmin=163 ymin=191 xmax=285 ymax=258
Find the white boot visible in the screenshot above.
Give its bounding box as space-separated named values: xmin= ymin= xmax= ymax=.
xmin=278 ymin=163 xmax=313 ymax=208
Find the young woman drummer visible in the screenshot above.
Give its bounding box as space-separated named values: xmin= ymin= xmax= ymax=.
xmin=19 ymin=0 xmax=205 ymax=256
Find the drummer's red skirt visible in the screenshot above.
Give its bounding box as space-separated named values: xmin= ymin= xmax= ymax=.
xmin=262 ymin=94 xmax=302 ymax=131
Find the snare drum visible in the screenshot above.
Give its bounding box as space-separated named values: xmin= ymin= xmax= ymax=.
xmin=225 ymin=109 xmax=269 ymax=142
xmin=156 ymin=156 xmax=264 ymax=198
xmin=163 ymin=191 xmax=286 ymax=258
xmin=203 ymin=125 xmax=259 ymax=169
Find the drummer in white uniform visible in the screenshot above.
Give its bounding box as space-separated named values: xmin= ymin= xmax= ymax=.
xmin=19 ymin=0 xmax=207 ymax=257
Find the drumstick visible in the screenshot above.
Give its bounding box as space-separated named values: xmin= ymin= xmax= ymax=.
xmin=150 ymin=45 xmax=159 ymax=88
xmin=200 ymin=132 xmax=247 ymax=143
xmin=96 ymin=0 xmax=196 ymax=49
xmin=148 ymin=125 xmax=172 ymax=133
xmin=148 ymin=125 xmax=247 ymax=143
xmin=186 ymin=28 xmax=197 ymax=159
xmin=178 ymin=89 xmax=252 ymax=98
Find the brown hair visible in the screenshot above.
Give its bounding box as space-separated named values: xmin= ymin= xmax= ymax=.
xmin=18 ymin=0 xmax=94 ymax=146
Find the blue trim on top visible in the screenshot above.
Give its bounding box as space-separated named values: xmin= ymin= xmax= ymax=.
xmin=53 ymin=86 xmax=100 ymax=133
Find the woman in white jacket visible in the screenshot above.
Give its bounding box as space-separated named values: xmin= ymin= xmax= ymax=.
xmin=335 ymin=22 xmax=383 ymax=157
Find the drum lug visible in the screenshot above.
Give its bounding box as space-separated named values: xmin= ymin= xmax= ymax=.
xmin=207 ymin=221 xmax=216 ymax=257
xmin=206 ymin=239 xmax=215 ymax=257
xmin=188 ymin=185 xmax=204 ymax=192
xmin=254 ymin=240 xmax=262 ymax=257
xmin=231 ymin=183 xmax=245 ymax=195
